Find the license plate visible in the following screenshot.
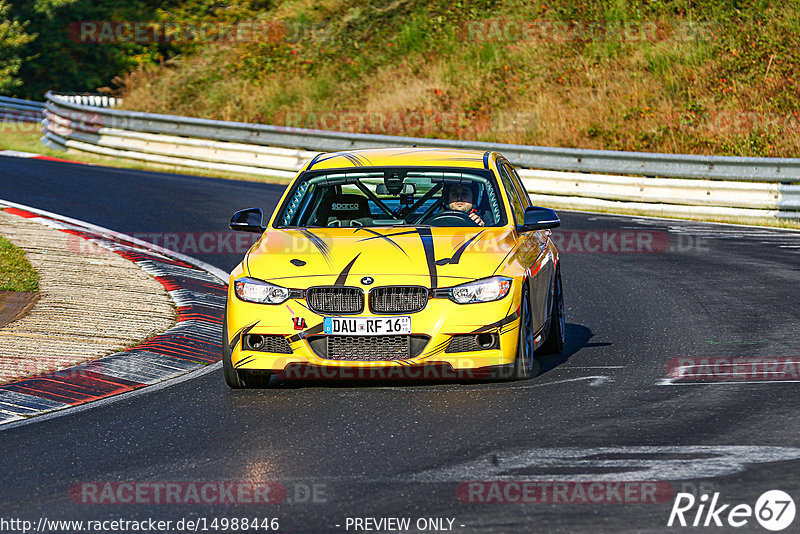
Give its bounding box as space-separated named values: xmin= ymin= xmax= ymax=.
xmin=323 ymin=316 xmax=411 ymax=336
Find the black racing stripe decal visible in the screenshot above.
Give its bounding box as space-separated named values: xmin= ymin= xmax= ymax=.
xmin=424 ymin=339 xmax=451 ymax=357
xmin=306 ymin=151 xmax=370 ymax=169
xmin=230 ymin=321 xmax=259 ymax=351
xmin=336 ymin=151 xmax=371 ymax=167
xmin=439 ymin=231 xmax=485 ymax=266
xmin=348 ymin=153 xmax=363 ymax=166
xmin=384 ymin=148 xmax=444 ymax=157
xmin=287 ymin=322 xmax=324 ymax=343
xmin=306 ymin=153 xmax=324 ymax=171
xmin=354 ymin=228 xmax=410 ymax=257
xmin=417 ymin=228 xmax=438 ymax=289
xmin=297 ymin=229 xmax=333 ymax=266
xmin=500 ymin=323 xmax=519 ymax=336
xmin=368 ymin=229 xmax=420 ymax=239
xmin=355 ymin=152 xmax=373 ymax=166
xmin=340 ymin=153 xmax=361 ymax=167
xmin=309 ymin=153 xmax=344 ymax=165
xmin=471 ymin=308 xmax=520 ymax=334
xmin=492 ymin=247 xmax=516 ymax=275
xmin=335 ymin=253 xmax=361 ymax=285
xmin=234 ymin=355 xmax=256 ymax=369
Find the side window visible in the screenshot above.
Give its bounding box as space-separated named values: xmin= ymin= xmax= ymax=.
xmin=498 ymin=162 xmax=525 ymax=226
xmin=507 ymin=165 xmax=531 ymax=208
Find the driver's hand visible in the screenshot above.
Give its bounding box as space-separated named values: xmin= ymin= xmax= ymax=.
xmin=469 ymin=212 xmax=485 ymax=226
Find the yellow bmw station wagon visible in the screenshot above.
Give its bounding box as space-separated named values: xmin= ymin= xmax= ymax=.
xmin=224 ymin=147 xmax=564 ymax=387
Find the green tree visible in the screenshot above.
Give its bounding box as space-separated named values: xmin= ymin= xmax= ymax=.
xmin=3 ymin=0 xmax=271 ymax=99
xmin=0 ymin=1 xmax=35 ymax=93
xmin=8 ymin=0 xmax=163 ymax=99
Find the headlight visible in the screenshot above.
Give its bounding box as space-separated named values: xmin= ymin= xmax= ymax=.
xmin=234 ymin=277 xmax=290 ymax=304
xmin=449 ymin=276 xmax=512 ymax=304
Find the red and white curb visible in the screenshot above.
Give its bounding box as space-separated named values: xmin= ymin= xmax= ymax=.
xmin=0 ymin=199 xmax=229 ymax=426
xmin=0 ymin=149 xmax=88 ymax=165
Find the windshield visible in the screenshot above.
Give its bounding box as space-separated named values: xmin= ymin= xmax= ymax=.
xmin=276 ymin=168 xmax=507 ymax=228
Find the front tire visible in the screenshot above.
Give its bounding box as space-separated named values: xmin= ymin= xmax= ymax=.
xmin=511 ymin=285 xmax=540 ymax=379
xmin=223 ymin=311 xmax=271 ymax=388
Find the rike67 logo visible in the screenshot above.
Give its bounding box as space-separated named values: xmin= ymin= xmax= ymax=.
xmin=668 ymin=490 xmax=796 ymax=531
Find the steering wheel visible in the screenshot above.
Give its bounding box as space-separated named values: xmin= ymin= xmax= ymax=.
xmin=423 ymin=209 xmax=478 ymax=227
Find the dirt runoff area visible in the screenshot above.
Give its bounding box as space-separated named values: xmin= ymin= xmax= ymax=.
xmin=0 ymin=209 xmax=175 ymax=383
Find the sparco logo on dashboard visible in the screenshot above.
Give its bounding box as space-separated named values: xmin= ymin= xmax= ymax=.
xmin=331 ymin=203 xmax=361 ymax=211
xmin=668 ymin=490 xmax=795 ymax=531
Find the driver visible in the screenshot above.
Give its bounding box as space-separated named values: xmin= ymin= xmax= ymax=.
xmin=444 ymin=183 xmax=485 ymax=226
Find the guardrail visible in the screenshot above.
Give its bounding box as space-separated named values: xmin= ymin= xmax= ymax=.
xmin=35 ymin=91 xmax=800 ymax=221
xmin=517 ymin=169 xmax=800 ymax=221
xmin=0 ymin=96 xmax=43 ymax=122
xmin=44 ymin=93 xmax=122 ymax=108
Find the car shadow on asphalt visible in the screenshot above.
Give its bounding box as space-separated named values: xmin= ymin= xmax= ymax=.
xmin=536 ymin=323 xmax=609 ymax=374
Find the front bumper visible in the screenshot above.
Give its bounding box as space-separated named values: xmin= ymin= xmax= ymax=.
xmin=225 ymin=283 xmax=523 ymax=374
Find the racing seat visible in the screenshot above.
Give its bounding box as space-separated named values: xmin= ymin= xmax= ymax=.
xmin=315 ymin=194 xmax=373 ymax=227
xmin=474 ymin=185 xmax=495 ymax=226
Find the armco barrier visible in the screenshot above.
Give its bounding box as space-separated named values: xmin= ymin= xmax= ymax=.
xmin=0 ymin=96 xmax=43 ymax=122
xmin=517 ymin=170 xmax=800 ymax=213
xmin=46 ymin=93 xmax=122 ymax=108
xmin=29 ymin=92 xmax=800 ymax=221
xmin=41 ymin=92 xmax=800 ymax=182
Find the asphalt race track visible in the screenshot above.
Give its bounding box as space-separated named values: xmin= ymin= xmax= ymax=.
xmin=2 ymin=155 xmax=800 ymax=533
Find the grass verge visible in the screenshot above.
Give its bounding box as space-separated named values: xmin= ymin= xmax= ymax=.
xmin=117 ymin=0 xmax=800 ymax=158
xmin=0 ymin=235 xmax=39 ymax=292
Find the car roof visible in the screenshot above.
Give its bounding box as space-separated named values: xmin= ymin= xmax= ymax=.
xmin=304 ymin=147 xmax=493 ymax=172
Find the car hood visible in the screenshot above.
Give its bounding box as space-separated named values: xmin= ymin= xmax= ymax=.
xmin=244 ymin=227 xmax=517 ymax=288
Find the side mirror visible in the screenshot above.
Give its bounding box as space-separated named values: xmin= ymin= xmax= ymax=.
xmin=230 ymin=208 xmax=265 ymax=233
xmin=520 ymin=206 xmax=560 ymax=232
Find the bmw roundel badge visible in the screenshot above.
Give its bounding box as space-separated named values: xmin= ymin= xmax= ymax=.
xmin=361 ymin=276 xmax=374 ymax=286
